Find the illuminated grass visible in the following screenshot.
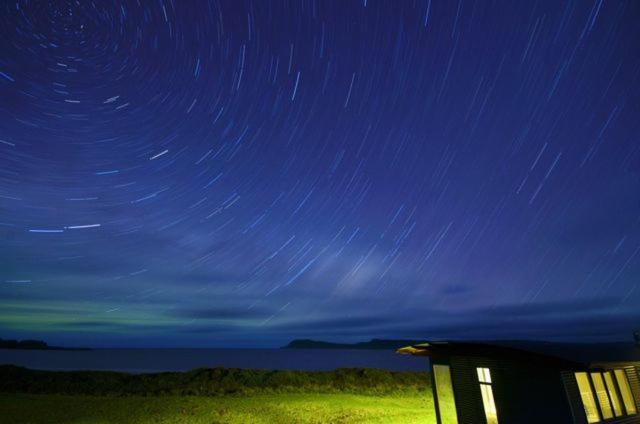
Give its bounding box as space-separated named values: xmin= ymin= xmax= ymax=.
xmin=0 ymin=366 xmax=436 ymax=422
xmin=0 ymin=393 xmax=436 ymax=423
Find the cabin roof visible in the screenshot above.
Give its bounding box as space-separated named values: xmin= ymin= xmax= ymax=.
xmin=397 ymin=340 xmax=640 ymax=367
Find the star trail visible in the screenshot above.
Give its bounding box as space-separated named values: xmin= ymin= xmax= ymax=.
xmin=1 ymin=0 xmax=639 ymax=347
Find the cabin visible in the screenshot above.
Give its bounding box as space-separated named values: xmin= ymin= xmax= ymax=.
xmin=398 ymin=340 xmax=640 ymax=424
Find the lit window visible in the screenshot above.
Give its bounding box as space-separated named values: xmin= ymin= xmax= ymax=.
xmin=575 ymin=372 xmax=600 ymax=423
xmin=614 ymin=369 xmax=637 ymax=415
xmin=476 ymin=367 xmax=498 ymax=424
xmin=433 ymin=364 xmax=458 ymax=424
xmin=590 ymin=372 xmax=613 ymax=419
xmin=477 ymin=367 xmax=492 ymax=383
xmin=603 ymin=371 xmax=623 ymax=417
xmin=575 ymin=369 xmax=639 ymax=423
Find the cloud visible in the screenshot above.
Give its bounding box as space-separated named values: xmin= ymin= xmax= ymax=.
xmin=258 ymin=297 xmax=640 ymax=342
xmin=170 ymin=306 xmax=268 ymax=320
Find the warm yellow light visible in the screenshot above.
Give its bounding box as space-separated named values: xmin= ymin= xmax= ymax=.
xmin=477 ymin=367 xmax=491 ymax=383
xmin=614 ymin=369 xmax=637 ymax=415
xmin=476 ymin=368 xmax=498 ymax=424
xmin=575 ymin=372 xmax=600 ymax=423
xmin=603 ymin=371 xmax=623 ymax=417
xmin=480 ymin=383 xmax=498 ymax=424
xmin=590 ymin=372 xmax=613 ymax=419
xmin=433 ymin=364 xmax=458 ymax=424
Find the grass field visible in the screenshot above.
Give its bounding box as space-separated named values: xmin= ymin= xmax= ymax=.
xmin=0 ymin=393 xmax=436 ymax=423
xmin=0 ymin=366 xmax=436 ymax=423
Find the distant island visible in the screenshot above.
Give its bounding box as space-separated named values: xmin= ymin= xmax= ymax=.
xmin=283 ymin=338 xmax=423 ymax=350
xmin=0 ymin=338 xmax=90 ymax=351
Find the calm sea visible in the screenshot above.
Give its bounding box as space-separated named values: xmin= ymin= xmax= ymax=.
xmin=0 ymin=348 xmax=428 ymax=373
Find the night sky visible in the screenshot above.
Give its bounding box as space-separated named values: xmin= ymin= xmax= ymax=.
xmin=1 ymin=0 xmax=639 ymax=348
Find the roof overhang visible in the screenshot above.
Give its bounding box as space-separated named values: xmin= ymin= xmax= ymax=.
xmin=396 ymin=343 xmax=431 ymax=356
xmin=396 ymin=340 xmax=640 ymax=368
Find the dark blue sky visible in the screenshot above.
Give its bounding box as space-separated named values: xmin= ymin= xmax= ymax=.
xmin=1 ymin=0 xmax=639 ymax=347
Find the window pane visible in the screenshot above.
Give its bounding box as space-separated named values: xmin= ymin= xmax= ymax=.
xmin=590 ymin=372 xmax=613 ymax=419
xmin=476 ymin=367 xmax=491 ymax=384
xmin=603 ymin=371 xmax=623 ymax=417
xmin=433 ymin=364 xmax=458 ymax=424
xmin=480 ymin=384 xmax=499 ymax=424
xmin=575 ymin=372 xmax=600 ymax=423
xmin=614 ymin=369 xmax=637 ymax=415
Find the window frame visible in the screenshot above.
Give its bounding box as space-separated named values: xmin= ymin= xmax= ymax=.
xmin=602 ymin=371 xmax=623 ymax=417
xmin=574 ymin=368 xmax=639 ymax=423
xmin=590 ymin=371 xmax=614 ymax=420
xmin=576 ymin=371 xmax=601 ymax=423
xmin=613 ymin=368 xmax=637 ymax=416
xmin=432 ymin=363 xmax=459 ymax=424
xmin=476 ymin=367 xmax=498 ymax=424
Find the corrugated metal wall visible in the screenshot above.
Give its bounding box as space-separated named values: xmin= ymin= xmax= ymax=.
xmin=448 ymin=355 xmax=572 ymax=424
xmin=562 ymin=370 xmax=587 ymax=424
xmin=562 ymin=366 xmax=640 ymax=424
xmin=433 ymin=355 xmax=640 ymax=424
xmin=448 ymin=356 xmax=486 ymax=423
xmin=622 ymin=366 xmax=640 ymax=423
xmin=627 ymin=366 xmax=640 ymax=405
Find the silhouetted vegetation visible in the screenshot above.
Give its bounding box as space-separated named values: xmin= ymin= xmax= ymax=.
xmin=0 ymin=365 xmax=429 ymax=396
xmin=0 ymin=338 xmax=89 ymax=351
xmin=283 ymin=338 xmax=424 ymax=350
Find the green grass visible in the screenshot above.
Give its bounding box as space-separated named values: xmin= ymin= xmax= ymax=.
xmin=0 ymin=393 xmax=436 ymax=423
xmin=0 ymin=366 xmax=436 ymax=423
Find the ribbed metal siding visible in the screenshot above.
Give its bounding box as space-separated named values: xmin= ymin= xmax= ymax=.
xmin=449 ymin=356 xmax=487 ymax=424
xmin=448 ymin=356 xmax=572 ymax=424
xmin=563 ymin=370 xmax=587 ymax=424
xmin=438 ymin=356 xmax=640 ymax=424
xmin=627 ymin=366 xmax=640 ymax=419
xmin=496 ymin=362 xmax=572 ymax=423
xmin=562 ymin=366 xmax=640 ymax=424
xmin=606 ymin=366 xmax=640 ymax=424
xmin=606 ymin=366 xmax=640 ymax=423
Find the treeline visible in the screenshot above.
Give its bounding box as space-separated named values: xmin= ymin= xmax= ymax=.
xmin=0 ymin=338 xmax=49 ymax=349
xmin=284 ymin=338 xmax=423 ymax=350
xmin=0 ymin=365 xmax=429 ymax=396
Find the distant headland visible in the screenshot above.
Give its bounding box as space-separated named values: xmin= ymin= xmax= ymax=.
xmin=282 ymin=338 xmax=423 ymax=350
xmin=0 ymin=338 xmax=90 ymax=351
